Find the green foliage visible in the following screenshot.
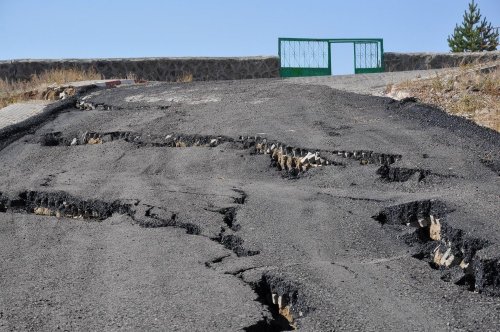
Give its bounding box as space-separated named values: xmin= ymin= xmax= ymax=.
xmin=447 ymin=0 xmax=499 ymax=52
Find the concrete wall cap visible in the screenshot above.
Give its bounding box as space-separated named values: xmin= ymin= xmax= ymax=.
xmin=0 ymin=56 xmax=279 ymax=64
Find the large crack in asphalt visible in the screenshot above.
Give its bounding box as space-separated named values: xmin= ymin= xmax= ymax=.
xmin=39 ymin=131 xmax=233 ymax=148
xmin=5 ymin=123 xmax=500 ymax=327
xmin=331 ymin=149 xmax=402 ymax=165
xmin=37 ymin=131 xmax=337 ymax=178
xmin=20 ymin=129 xmax=500 ymax=325
xmin=37 ymin=130 xmax=408 ymax=180
xmin=76 ymin=99 xmax=170 ymax=111
xmin=4 ymin=190 xmax=132 ymax=220
xmin=376 ymin=165 xmax=458 ymax=183
xmin=243 ymin=273 xmax=310 ymax=331
xmin=0 ymin=188 xmax=303 ymax=329
xmin=376 ymin=165 xmax=431 ymax=182
xmin=372 ymin=199 xmax=498 ymax=297
xmin=1 ymin=84 xmax=499 ymax=330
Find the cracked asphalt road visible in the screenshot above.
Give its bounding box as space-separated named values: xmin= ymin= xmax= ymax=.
xmin=0 ymin=78 xmax=499 ymax=331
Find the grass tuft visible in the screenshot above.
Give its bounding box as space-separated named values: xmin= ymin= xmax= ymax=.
xmin=176 ymin=72 xmax=193 ymax=83
xmin=0 ymin=68 xmax=102 ymax=109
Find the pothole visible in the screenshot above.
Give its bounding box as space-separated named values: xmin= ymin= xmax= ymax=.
xmin=372 ymin=200 xmax=498 ymax=296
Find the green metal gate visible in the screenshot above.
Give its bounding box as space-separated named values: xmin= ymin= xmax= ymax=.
xmin=278 ymin=38 xmax=384 ymax=77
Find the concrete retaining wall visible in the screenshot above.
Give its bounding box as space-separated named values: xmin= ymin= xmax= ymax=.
xmin=0 ymin=56 xmax=280 ymax=82
xmin=384 ymin=51 xmax=500 ymax=72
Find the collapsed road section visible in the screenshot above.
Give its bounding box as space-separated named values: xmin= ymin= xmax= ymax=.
xmin=373 ymin=200 xmax=498 ymax=296
xmin=0 ymin=78 xmax=499 ymax=331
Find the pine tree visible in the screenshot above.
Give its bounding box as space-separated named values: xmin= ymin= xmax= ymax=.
xmin=447 ymin=0 xmax=499 ymax=52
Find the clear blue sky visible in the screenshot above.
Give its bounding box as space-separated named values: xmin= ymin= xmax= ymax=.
xmin=1 ymin=0 xmax=499 ymax=74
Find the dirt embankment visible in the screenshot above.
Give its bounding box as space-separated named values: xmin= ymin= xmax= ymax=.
xmin=386 ymin=61 xmax=500 ymax=132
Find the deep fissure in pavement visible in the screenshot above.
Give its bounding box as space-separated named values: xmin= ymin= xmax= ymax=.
xmin=198 ymin=190 xmax=260 ymax=257
xmin=0 ymin=192 xmax=7 ymax=212
xmin=332 ymin=150 xmax=402 ymax=165
xmin=0 ymin=188 xmax=260 ymax=258
xmin=40 ymin=131 xmax=233 ymax=148
xmin=376 ymin=165 xmax=457 ymax=182
xmin=76 ymin=99 xmax=169 ymax=111
xmin=239 ymin=136 xmax=333 ymax=178
xmin=377 ymin=165 xmax=431 ymax=182
xmin=38 ymin=131 xmax=408 ymax=181
xmin=372 ymin=200 xmax=498 ymax=296
xmin=218 ymin=207 xmax=240 ymax=231
xmin=212 ymin=233 xmax=260 ymax=257
xmin=0 ymin=187 xmax=287 ymax=329
xmin=244 ymin=273 xmax=312 ymax=331
xmin=138 ymin=208 xmax=201 ymax=235
xmin=1 ymin=190 xmax=131 ymax=220
xmin=2 ymin=79 xmax=499 ymax=330
xmin=0 ymin=191 xmax=200 ymax=238
xmin=198 ymin=189 xmax=306 ymax=329
xmin=39 ymin=132 xmax=339 ymax=177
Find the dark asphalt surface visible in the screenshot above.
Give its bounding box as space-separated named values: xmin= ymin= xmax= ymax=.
xmin=0 ymin=79 xmax=499 ymax=331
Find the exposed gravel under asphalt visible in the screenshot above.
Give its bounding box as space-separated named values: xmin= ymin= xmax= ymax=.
xmin=0 ymin=78 xmax=499 ymax=331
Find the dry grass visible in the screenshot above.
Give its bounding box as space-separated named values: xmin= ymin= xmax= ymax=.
xmin=388 ymin=61 xmax=500 ymax=132
xmin=32 ymin=68 xmax=102 ymax=86
xmin=176 ymin=72 xmax=193 ymax=83
xmin=0 ymin=68 xmax=102 ymax=108
xmin=125 ymin=72 xmax=138 ymax=81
